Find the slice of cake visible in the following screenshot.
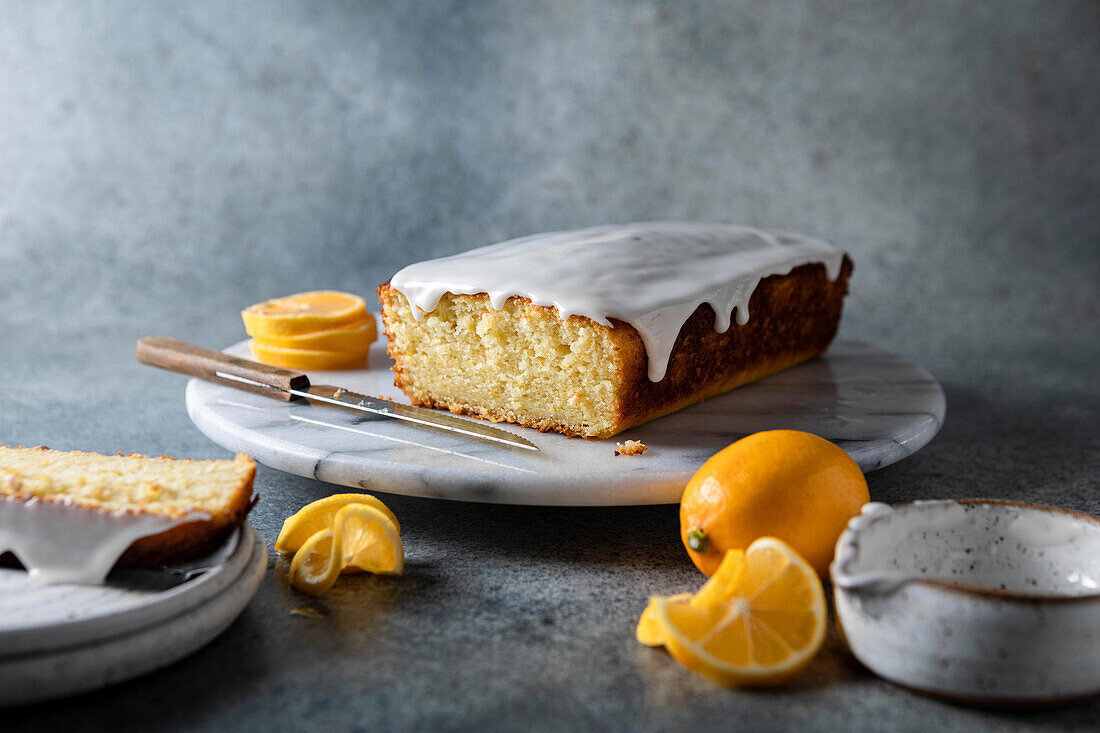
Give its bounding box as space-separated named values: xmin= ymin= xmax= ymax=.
xmin=0 ymin=446 xmax=256 ymax=570
xmin=378 ymin=222 xmax=852 ymax=439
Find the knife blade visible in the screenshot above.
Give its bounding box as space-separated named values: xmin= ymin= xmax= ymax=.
xmin=135 ymin=337 xmax=540 ymax=452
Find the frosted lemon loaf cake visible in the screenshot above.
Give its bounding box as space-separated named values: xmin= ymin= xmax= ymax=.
xmin=378 ymin=223 xmax=852 ymax=439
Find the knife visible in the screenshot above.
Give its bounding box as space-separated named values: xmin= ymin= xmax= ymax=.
xmin=135 ymin=337 xmax=539 ymax=452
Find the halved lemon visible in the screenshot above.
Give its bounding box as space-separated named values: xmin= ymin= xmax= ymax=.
xmin=650 ymin=537 xmax=826 ymax=687
xmin=248 ymin=339 xmax=369 ymax=371
xmin=276 ymin=493 xmax=400 ymax=553
xmin=242 ymin=291 xmax=368 ymax=339
xmin=252 ymin=317 xmax=377 ymax=351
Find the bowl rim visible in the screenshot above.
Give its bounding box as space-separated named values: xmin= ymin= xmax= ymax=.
xmin=835 ymin=498 xmax=1100 ymax=605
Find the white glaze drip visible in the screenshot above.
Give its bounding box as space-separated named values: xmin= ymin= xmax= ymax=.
xmin=390 ymin=222 xmax=847 ymax=381
xmin=0 ymin=497 xmax=209 ymax=585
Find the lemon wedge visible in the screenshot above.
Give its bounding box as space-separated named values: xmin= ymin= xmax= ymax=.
xmin=636 ymin=592 xmax=692 ymax=647
xmin=289 ymin=528 xmax=343 ymax=597
xmin=276 ymin=493 xmax=400 ymax=554
xmin=337 ymin=503 xmax=404 ymax=576
xmin=283 ymin=494 xmax=404 ymax=597
xmin=645 ymin=537 xmax=826 ymax=687
xmin=242 ymin=291 xmax=367 ymax=339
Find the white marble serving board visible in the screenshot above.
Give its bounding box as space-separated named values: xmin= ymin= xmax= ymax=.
xmin=185 ymin=338 xmax=945 ymax=506
xmin=0 ymin=523 xmax=267 ymax=706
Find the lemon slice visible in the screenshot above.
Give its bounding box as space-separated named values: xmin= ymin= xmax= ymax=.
xmin=276 ymin=493 xmax=400 ymax=553
xmin=252 ymin=317 xmax=377 ymax=351
xmin=248 ymin=340 xmax=370 ymax=371
xmin=336 ymin=504 xmax=404 ymax=576
xmin=289 ymin=528 xmax=343 ymax=596
xmin=242 ymin=291 xmax=368 ymax=339
xmin=636 ymin=592 xmax=692 ymax=647
xmin=284 ymin=496 xmax=404 ymax=596
xmin=651 ymin=537 xmax=826 ymax=687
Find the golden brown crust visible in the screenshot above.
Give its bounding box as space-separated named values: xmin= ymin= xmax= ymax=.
xmin=117 ymin=457 xmax=256 ymax=567
xmin=609 ymin=259 xmax=852 ymax=435
xmin=377 ymin=257 xmax=852 ymax=439
xmin=0 ymin=448 xmax=257 ymax=568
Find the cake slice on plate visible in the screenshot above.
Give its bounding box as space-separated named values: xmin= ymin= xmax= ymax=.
xmin=0 ymin=446 xmax=255 ymax=572
xmin=378 ymin=222 xmax=852 ymax=439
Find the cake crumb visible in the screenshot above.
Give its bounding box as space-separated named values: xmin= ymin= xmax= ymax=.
xmin=615 ymin=440 xmax=648 ymax=457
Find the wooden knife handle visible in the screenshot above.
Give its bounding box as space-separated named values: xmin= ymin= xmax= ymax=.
xmin=136 ymin=337 xmax=310 ymax=401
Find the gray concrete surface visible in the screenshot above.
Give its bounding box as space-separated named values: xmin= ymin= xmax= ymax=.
xmin=1 ymin=1 xmax=1097 ymax=730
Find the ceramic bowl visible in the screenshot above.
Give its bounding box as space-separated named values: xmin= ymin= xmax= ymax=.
xmin=831 ymin=499 xmax=1100 ymax=705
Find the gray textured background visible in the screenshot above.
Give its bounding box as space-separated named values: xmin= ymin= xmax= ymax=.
xmin=2 ymin=1 xmax=1098 ymax=730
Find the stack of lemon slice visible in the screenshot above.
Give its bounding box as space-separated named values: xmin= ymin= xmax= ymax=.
xmin=242 ymin=291 xmax=377 ymax=370
xmin=637 ymin=537 xmax=827 ymax=687
xmin=276 ymin=494 xmax=404 ymax=596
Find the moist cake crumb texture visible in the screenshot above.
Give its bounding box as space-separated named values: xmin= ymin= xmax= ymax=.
xmin=379 ymin=291 xmax=624 ymax=437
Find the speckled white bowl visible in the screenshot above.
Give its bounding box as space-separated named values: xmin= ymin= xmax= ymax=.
xmin=831 ymin=499 xmax=1100 ymax=706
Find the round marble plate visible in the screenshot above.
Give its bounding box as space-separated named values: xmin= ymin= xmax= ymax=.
xmin=185 ymin=338 xmax=944 ymax=506
xmin=0 ymin=523 xmax=267 ymax=707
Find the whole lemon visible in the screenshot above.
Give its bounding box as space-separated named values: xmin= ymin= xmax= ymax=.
xmin=679 ymin=430 xmax=869 ymax=578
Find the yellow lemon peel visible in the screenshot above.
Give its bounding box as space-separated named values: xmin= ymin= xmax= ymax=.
xmin=255 ymin=318 xmax=377 ymax=351
xmin=276 ymin=493 xmax=400 ymax=553
xmin=247 ymin=340 xmax=369 ymax=371
xmin=284 ymin=495 xmax=404 ymax=597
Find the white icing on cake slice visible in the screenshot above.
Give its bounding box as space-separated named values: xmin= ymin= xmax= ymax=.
xmin=0 ymin=497 xmax=210 ymax=585
xmin=390 ymin=222 xmax=847 ymax=381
